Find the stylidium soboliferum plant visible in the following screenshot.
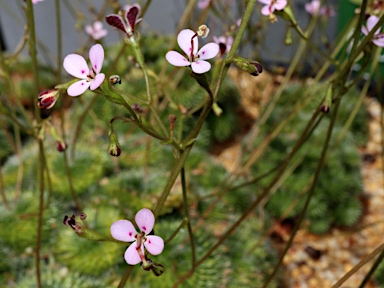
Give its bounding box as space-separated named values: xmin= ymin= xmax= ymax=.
xmin=1 ymin=0 xmax=384 ymax=287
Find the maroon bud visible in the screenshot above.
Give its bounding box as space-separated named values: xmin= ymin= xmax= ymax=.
xmin=110 ymin=145 xmax=121 ymax=157
xmin=250 ymin=61 xmax=263 ymax=76
xmin=218 ymin=43 xmax=226 ymax=56
xmin=38 ymin=89 xmax=59 ymax=109
xmin=57 ymin=141 xmax=67 ymax=152
xmin=321 ymin=105 xmax=330 ymax=113
xmin=132 ymin=103 xmax=144 ymax=113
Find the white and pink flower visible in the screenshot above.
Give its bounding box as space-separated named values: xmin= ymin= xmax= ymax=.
xmin=258 ymin=0 xmax=287 ymax=16
xmin=165 ymin=29 xmax=219 ymax=74
xmin=110 ymin=208 xmax=164 ymax=265
xmin=85 ymin=21 xmax=108 ymax=40
xmin=63 ymin=44 xmax=105 ymax=97
xmin=362 ymin=15 xmax=384 ymax=47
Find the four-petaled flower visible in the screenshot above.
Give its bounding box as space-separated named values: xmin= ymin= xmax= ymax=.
xmin=110 ymin=208 xmax=164 ymax=265
xmin=85 ymin=21 xmax=108 ymax=40
xmin=362 ymin=15 xmax=384 ymax=47
xmin=63 ymin=44 xmax=105 ymax=97
xmin=165 ymin=29 xmax=219 ymax=74
xmin=258 ymin=0 xmax=287 ymax=16
xmin=105 ymin=4 xmax=142 ymax=38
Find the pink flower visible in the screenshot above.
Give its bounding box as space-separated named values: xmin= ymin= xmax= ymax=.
xmin=198 ymin=0 xmax=211 ymax=9
xmin=362 ymin=15 xmax=384 ymax=47
xmin=305 ymin=0 xmax=335 ymax=17
xmin=213 ymin=35 xmax=234 ymax=56
xmin=258 ymin=0 xmax=287 ymax=16
xmin=85 ymin=21 xmax=108 ymax=40
xmin=305 ymin=0 xmax=321 ymax=16
xmin=105 ymin=4 xmax=142 ymax=38
xmin=165 ymin=29 xmax=219 ymax=74
xmin=110 ymin=208 xmax=164 ymax=265
xmin=63 ymin=44 xmax=105 ymax=97
xmin=32 ymin=0 xmax=44 ymax=4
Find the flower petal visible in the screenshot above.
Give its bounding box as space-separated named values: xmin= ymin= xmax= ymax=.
xmin=258 ymin=0 xmax=271 ymax=4
xmin=126 ymin=4 xmax=141 ymax=32
xmin=197 ymin=43 xmax=219 ymax=60
xmin=144 ymin=235 xmax=164 ymax=256
xmin=63 ymin=54 xmax=88 ymax=79
xmin=191 ymin=60 xmax=211 ymax=74
xmin=124 ymin=241 xmax=142 ymax=265
xmin=67 ymin=80 xmax=91 ymax=97
xmin=90 ymin=73 xmax=105 ymax=90
xmin=373 ymin=38 xmax=384 ymax=47
xmin=165 ymin=51 xmax=191 ymax=67
xmin=110 ymin=219 xmax=137 ymax=242
xmin=261 ymin=5 xmax=273 ymax=16
xmin=274 ymin=0 xmax=287 ymax=10
xmin=177 ymin=29 xmax=198 ymax=58
xmin=105 ymin=14 xmax=127 ymax=34
xmin=367 ymin=15 xmax=380 ymax=34
xmin=135 ymin=208 xmax=155 ymax=234
xmin=89 ymin=44 xmax=104 ymax=74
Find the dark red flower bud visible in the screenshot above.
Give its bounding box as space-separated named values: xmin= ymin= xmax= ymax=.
xmin=38 ymin=89 xmax=59 ymax=109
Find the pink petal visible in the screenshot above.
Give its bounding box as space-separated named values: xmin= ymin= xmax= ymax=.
xmin=124 ymin=241 xmax=143 ymax=265
xmin=89 ymin=44 xmax=104 ymax=74
xmin=144 ymin=235 xmax=164 ymax=255
xmin=90 ymin=73 xmax=105 ymax=90
xmin=94 ymin=21 xmax=103 ymax=31
xmin=177 ymin=29 xmax=198 ymax=58
xmin=274 ymin=0 xmax=287 ymax=10
xmin=135 ymin=208 xmax=155 ymax=234
xmin=63 ymin=54 xmax=88 ymax=79
xmin=197 ymin=43 xmax=219 ymax=60
xmin=258 ymin=0 xmax=270 ymax=4
xmin=367 ymin=16 xmax=380 ymax=34
xmin=110 ymin=219 xmax=137 ymax=242
xmin=373 ymin=38 xmax=384 ymax=47
xmin=67 ymin=80 xmax=91 ymax=97
xmin=165 ymin=51 xmax=191 ymax=67
xmin=261 ymin=5 xmax=273 ymax=16
xmin=85 ymin=25 xmax=94 ymax=35
xmin=191 ymin=60 xmax=211 ymax=74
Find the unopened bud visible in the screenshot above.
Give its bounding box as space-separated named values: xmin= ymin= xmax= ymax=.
xmin=110 ymin=75 xmax=122 ymax=85
xmin=109 ymin=131 xmax=121 ymax=157
xmin=57 ymin=141 xmax=67 ymax=152
xmin=197 ymin=24 xmax=210 ymax=38
xmin=321 ymin=85 xmax=332 ymax=114
xmin=132 ymin=103 xmax=144 ymax=113
xmin=250 ymin=61 xmax=263 ymax=76
xmin=38 ymin=89 xmax=59 ymax=109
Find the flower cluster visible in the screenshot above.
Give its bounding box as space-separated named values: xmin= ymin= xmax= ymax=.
xmin=110 ymin=208 xmax=164 ymax=266
xmin=63 ymin=44 xmax=105 ymax=96
xmin=166 ymin=28 xmax=219 ymax=74
xmin=305 ymin=0 xmax=335 ymax=17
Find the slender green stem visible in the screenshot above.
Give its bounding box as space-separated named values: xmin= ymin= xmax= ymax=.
xmin=358 ymin=249 xmax=384 ymax=288
xmin=36 ymin=140 xmax=45 ymax=288
xmin=117 ymin=265 xmax=134 ymax=288
xmin=164 ymin=219 xmax=187 ymax=246
xmin=333 ymin=242 xmax=384 ymax=288
xmin=181 ymin=167 xmax=196 ymax=269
